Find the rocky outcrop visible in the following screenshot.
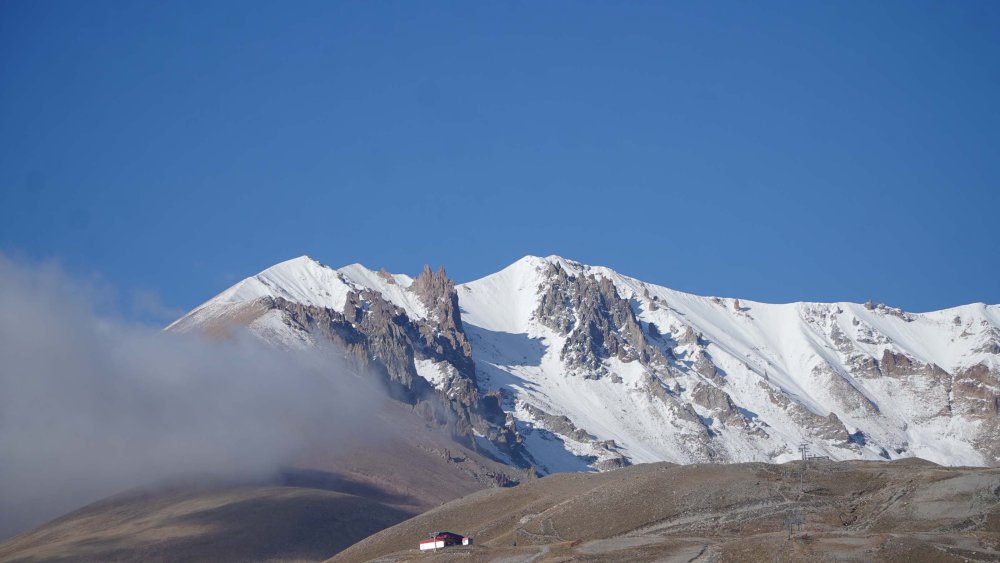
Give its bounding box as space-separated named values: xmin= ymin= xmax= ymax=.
xmin=952 ymin=363 xmax=999 ymax=418
xmin=690 ymin=383 xmax=747 ymax=428
xmin=410 ymin=265 xmax=476 ymax=381
xmin=516 ymin=402 xmax=631 ymax=469
xmin=691 ymin=348 xmax=723 ymax=383
xmin=676 ymin=326 xmax=703 ymax=347
xmin=533 ymin=263 xmax=667 ymax=378
xmin=249 ymin=290 xmax=530 ymax=463
xmin=642 ymin=286 xmax=661 ymax=312
xmin=878 ymin=350 xmax=946 ymax=381
xmin=406 ymin=267 xmax=528 ymax=458
xmin=952 ymin=363 xmax=1000 ymax=463
xmin=847 ymin=354 xmax=882 ymax=379
xmin=978 ymin=340 xmax=1000 ymax=355
xmin=812 ymin=364 xmax=881 ymax=417
xmin=872 ymin=350 xmax=953 ymax=420
xmin=797 ymin=408 xmax=851 ymax=443
xmin=762 ymin=382 xmax=851 ymax=443
xmin=974 ymin=328 xmax=1000 ymax=355
xmin=342 ymin=290 xmax=427 ymax=395
xmin=829 ymin=322 xmax=855 ymax=354
xmin=521 ymin=403 xmax=592 ymax=443
xmin=863 ymin=300 xmax=914 ymax=321
xmin=848 ymin=348 xmax=950 ymax=392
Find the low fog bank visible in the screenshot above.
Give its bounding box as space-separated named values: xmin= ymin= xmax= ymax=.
xmin=0 ymin=255 xmax=384 ymax=540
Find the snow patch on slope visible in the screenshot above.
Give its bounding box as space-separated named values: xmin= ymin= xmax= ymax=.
xmin=414 ymin=358 xmax=456 ymax=391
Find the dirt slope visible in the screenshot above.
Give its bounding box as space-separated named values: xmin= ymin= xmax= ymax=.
xmin=331 ymin=459 xmax=1000 ymax=563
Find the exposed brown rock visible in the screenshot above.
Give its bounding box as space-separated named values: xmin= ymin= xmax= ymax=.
xmin=521 ymin=403 xmax=593 ymax=443
xmin=953 ymin=363 xmax=999 ymax=418
xmin=690 ymin=382 xmax=745 ymax=427
xmin=879 ymin=350 xmax=949 ymax=386
xmin=252 ymin=291 xmax=527 ymax=462
xmin=677 ymin=326 xmax=702 ymax=347
xmin=812 ymin=364 xmax=880 ymax=416
xmin=691 ymin=349 xmax=724 ymax=383
xmin=375 ymin=268 xmax=396 ymax=284
xmin=409 ymin=265 xmax=476 ymax=380
xmin=533 ymin=264 xmax=667 ymax=378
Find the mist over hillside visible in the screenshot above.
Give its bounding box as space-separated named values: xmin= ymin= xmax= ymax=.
xmin=0 ymin=255 xmax=386 ymax=539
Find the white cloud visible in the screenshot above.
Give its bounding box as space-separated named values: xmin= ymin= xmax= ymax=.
xmin=0 ymin=253 xmax=383 ymax=539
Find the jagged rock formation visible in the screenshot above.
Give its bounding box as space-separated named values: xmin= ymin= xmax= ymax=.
xmin=533 ymin=262 xmax=667 ymax=379
xmin=169 ymin=258 xmax=526 ymax=465
xmin=410 ymin=265 xmax=476 ymax=379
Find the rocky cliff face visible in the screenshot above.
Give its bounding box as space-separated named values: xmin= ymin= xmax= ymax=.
xmin=410 ymin=265 xmax=477 ymax=382
xmin=534 ymin=262 xmax=668 ymax=379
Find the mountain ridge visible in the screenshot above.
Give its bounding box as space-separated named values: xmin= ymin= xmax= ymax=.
xmin=173 ymin=254 xmax=999 ymax=323
xmin=168 ymin=254 xmax=1000 ymax=471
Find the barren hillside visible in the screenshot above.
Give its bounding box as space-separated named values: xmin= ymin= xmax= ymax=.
xmin=331 ymin=459 xmax=1000 ymax=562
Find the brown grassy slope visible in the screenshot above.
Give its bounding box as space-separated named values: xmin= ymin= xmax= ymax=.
xmin=330 ymin=459 xmax=1000 ymax=563
xmin=0 ymin=400 xmax=520 ymax=563
xmin=0 ymin=484 xmax=408 ymax=563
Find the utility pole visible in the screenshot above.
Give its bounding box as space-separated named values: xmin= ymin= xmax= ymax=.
xmin=783 ymin=445 xmax=807 ymax=543
xmin=784 ymin=508 xmax=803 ymax=539
xmin=797 ymin=443 xmax=809 ymax=492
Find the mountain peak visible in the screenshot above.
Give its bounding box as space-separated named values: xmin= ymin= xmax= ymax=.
xmin=509 ymin=254 xmax=584 ymax=271
xmin=263 ymin=255 xmax=325 ymax=273
xmin=201 ymin=254 xmax=349 ymax=312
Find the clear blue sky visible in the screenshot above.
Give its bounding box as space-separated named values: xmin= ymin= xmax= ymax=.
xmin=2 ymin=1 xmax=998 ymax=321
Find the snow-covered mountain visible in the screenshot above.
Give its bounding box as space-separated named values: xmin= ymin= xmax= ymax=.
xmin=169 ymin=255 xmax=1000 ymax=472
